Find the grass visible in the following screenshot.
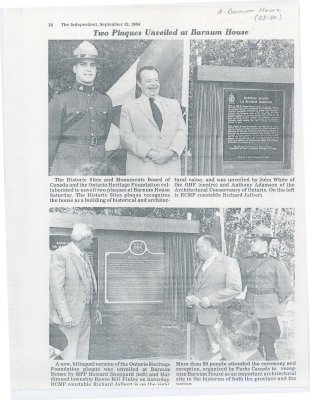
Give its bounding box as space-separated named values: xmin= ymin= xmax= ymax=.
xmin=88 ymin=302 xmax=295 ymax=360
xmin=89 ymin=310 xmax=187 ymax=360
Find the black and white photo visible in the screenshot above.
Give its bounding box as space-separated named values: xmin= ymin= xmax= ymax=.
xmin=188 ymin=39 xmax=294 ymax=175
xmin=49 ymin=207 xmax=295 ymax=361
xmin=48 ymin=40 xmax=187 ymax=176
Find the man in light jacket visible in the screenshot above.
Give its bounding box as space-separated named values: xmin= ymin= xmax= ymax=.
xmin=50 ymin=223 xmax=101 ymax=360
xmin=120 ymin=66 xmax=187 ymax=175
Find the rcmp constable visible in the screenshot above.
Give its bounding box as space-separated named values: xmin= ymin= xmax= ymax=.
xmin=49 ymin=41 xmax=113 ymax=175
xmin=240 ymin=224 xmax=293 ymax=360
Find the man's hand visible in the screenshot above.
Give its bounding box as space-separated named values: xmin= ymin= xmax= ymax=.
xmin=186 ymin=295 xmax=203 ymax=308
xmin=152 ymin=149 xmax=175 ymax=165
xmin=185 ymin=295 xmax=195 ymax=308
xmin=96 ymin=308 xmax=102 ymax=325
xmin=200 ymin=297 xmax=211 ymax=309
xmin=147 ymin=149 xmax=160 ymax=160
xmin=62 ymin=316 xmax=73 ymax=328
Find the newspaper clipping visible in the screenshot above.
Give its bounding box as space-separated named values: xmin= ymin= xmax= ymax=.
xmin=3 ymin=1 xmax=308 ymax=399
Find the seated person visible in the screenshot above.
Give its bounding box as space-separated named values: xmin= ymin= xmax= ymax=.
xmin=215 ymin=300 xmax=264 ymax=361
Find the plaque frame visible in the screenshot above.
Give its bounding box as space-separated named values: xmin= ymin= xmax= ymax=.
xmin=104 ymin=240 xmax=165 ymax=305
xmin=222 ymin=87 xmax=286 ymax=163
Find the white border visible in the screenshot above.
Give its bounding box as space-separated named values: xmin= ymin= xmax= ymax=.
xmin=1 ymin=1 xmax=309 ymax=400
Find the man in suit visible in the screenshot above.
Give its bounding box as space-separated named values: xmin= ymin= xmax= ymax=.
xmin=240 ymin=224 xmax=293 ymax=360
xmin=49 ymin=41 xmax=113 ymax=175
xmin=50 ymin=223 xmax=102 ymax=360
xmin=120 ymin=66 xmax=187 ymax=175
xmin=186 ymin=235 xmax=242 ymax=360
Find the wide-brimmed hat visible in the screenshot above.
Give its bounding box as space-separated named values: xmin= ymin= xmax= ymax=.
xmin=246 ymin=224 xmax=278 ymax=240
xmin=59 ymin=41 xmax=106 ymax=63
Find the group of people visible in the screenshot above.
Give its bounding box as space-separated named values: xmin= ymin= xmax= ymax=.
xmin=49 ymin=41 xmax=187 ymax=176
xmin=50 ymin=222 xmax=293 ymax=362
xmin=186 ymin=224 xmax=293 ymax=361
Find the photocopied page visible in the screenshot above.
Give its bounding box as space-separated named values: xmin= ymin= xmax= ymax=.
xmin=2 ymin=1 xmax=308 ymax=399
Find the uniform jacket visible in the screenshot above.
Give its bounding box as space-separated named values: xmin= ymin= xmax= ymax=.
xmin=49 ymin=83 xmax=112 ymax=175
xmin=188 ymin=253 xmax=242 ymax=326
xmin=120 ymin=95 xmax=187 ymax=175
xmin=240 ymin=254 xmax=293 ymax=319
xmin=49 ymin=242 xmax=97 ymax=326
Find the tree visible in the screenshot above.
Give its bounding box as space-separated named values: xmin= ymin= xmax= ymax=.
xmin=224 ymin=208 xmax=295 ymax=283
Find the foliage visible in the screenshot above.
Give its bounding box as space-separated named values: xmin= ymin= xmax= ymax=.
xmin=224 ymin=208 xmax=295 ymax=279
xmin=190 ymin=40 xmax=294 ymax=69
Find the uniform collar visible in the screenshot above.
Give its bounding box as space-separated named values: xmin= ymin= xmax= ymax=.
xmin=75 ymin=82 xmax=95 ymax=93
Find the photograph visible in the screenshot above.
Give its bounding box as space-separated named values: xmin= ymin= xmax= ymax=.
xmin=49 ymin=207 xmax=295 ymax=361
xmin=188 ymin=39 xmax=294 ymax=175
xmin=48 ymin=40 xmax=187 ymax=176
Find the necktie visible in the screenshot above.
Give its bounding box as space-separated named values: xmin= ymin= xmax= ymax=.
xmin=149 ymin=98 xmax=163 ymax=131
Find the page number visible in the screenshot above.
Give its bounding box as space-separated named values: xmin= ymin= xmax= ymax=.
xmin=48 ymin=23 xmax=53 ymax=27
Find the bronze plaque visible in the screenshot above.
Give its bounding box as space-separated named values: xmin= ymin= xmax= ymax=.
xmin=105 ymin=240 xmax=164 ymax=304
xmin=223 ymin=88 xmax=285 ymax=162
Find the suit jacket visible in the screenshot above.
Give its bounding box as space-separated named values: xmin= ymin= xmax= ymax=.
xmin=188 ymin=253 xmax=242 ymax=326
xmin=120 ymin=95 xmax=187 ymax=175
xmin=49 ymin=242 xmax=97 ymax=326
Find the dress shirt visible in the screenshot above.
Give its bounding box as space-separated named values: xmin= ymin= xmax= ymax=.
xmin=140 ymin=94 xmax=163 ymax=115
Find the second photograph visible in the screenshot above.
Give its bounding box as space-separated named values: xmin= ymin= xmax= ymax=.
xmin=49 ymin=207 xmax=295 ymax=362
